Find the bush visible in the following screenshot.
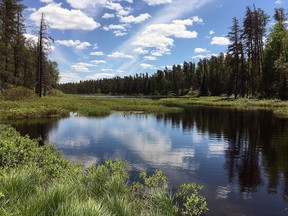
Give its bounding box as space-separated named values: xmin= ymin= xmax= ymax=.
xmin=47 ymin=89 xmax=65 ymax=97
xmin=4 ymin=86 xmax=37 ymax=100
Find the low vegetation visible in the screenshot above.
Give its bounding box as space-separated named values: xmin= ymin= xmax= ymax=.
xmin=0 ymin=93 xmax=287 ymax=120
xmin=0 ymin=125 xmax=208 ymax=215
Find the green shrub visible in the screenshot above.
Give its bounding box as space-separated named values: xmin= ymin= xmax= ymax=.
xmin=47 ymin=89 xmax=65 ymax=97
xmin=4 ymin=86 xmax=37 ymax=101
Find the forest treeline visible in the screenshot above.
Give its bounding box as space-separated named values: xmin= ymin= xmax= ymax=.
xmin=0 ymin=0 xmax=59 ymax=97
xmin=59 ymin=6 xmax=288 ymax=100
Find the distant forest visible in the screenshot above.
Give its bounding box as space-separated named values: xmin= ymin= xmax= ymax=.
xmin=59 ymin=6 xmax=288 ymax=100
xmin=0 ymin=0 xmax=59 ymax=97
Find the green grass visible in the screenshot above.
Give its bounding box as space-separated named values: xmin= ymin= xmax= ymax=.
xmin=0 ymin=125 xmax=208 ymax=216
xmin=0 ymin=94 xmax=287 ymax=120
xmin=161 ymin=96 xmax=288 ymax=119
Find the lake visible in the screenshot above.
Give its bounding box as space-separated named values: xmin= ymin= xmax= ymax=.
xmin=9 ymin=106 xmax=288 ymax=216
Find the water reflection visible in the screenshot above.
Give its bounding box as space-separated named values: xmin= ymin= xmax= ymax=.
xmin=155 ymin=108 xmax=288 ymax=200
xmin=8 ymin=107 xmax=288 ymax=216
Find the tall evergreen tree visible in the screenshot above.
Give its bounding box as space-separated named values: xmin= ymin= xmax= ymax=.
xmin=263 ymin=8 xmax=288 ymax=99
xmin=0 ymin=0 xmax=25 ymax=86
xmin=227 ymin=17 xmax=243 ymax=99
xmin=243 ymin=6 xmax=269 ymax=97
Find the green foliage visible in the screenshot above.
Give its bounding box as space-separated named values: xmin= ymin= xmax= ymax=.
xmin=177 ymin=183 xmax=208 ymax=216
xmin=0 ymin=125 xmax=208 ymax=216
xmin=4 ymin=86 xmax=37 ymax=101
xmin=47 ymin=89 xmax=65 ymax=97
xmin=0 ymin=124 xmax=81 ymax=178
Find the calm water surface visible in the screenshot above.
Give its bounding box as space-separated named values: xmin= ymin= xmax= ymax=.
xmin=10 ymin=107 xmax=288 ymax=216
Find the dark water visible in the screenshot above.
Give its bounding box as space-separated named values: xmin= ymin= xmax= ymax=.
xmin=9 ymin=107 xmax=288 ymax=216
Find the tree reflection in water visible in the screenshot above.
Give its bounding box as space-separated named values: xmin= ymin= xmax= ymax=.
xmin=156 ymin=107 xmax=288 ymax=200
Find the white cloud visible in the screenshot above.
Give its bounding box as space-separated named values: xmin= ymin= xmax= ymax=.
xmin=105 ymin=1 xmax=123 ymax=11
xmin=140 ymin=63 xmax=155 ymax=69
xmin=26 ymin=8 xmax=36 ymax=12
xmin=103 ymin=24 xmax=126 ymax=31
xmin=104 ymin=1 xmax=132 ymax=17
xmin=194 ymin=48 xmax=210 ymax=53
xmin=71 ymin=62 xmax=96 ymax=72
xmin=211 ymin=36 xmax=231 ymax=46
xmin=67 ymin=0 xmax=106 ymax=9
xmin=209 ymin=30 xmax=215 ymax=35
xmin=85 ymin=73 xmax=115 ymax=80
xmin=275 ymin=0 xmax=283 ymax=4
xmin=30 ymin=3 xmax=100 ymax=30
xmin=108 ymin=51 xmax=134 ymax=59
xmin=134 ymin=47 xmax=148 ymax=54
xmin=89 ymin=51 xmax=105 ymax=56
xmin=113 ymin=30 xmax=128 ymax=37
xmin=90 ymin=60 xmax=107 ymax=64
xmin=101 ymin=68 xmax=113 ymax=72
xmin=132 ymin=17 xmax=200 ymax=57
xmin=143 ymin=0 xmax=172 ymax=6
xmin=56 ymin=40 xmax=91 ymax=49
xmin=120 ymin=13 xmax=151 ymax=24
xmin=60 ymin=73 xmax=81 ymax=83
xmin=192 ymin=53 xmax=218 ymax=59
xmin=144 ymin=56 xmax=157 ymax=61
xmin=24 ymin=33 xmax=38 ymax=44
xmin=102 ymin=13 xmax=115 ymax=19
xmin=40 ymin=0 xmax=53 ymax=3
xmin=24 ymin=33 xmax=54 ymax=51
xmin=103 ymin=24 xmax=128 ymax=36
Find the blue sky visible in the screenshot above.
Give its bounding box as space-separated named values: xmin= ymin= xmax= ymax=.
xmin=22 ymin=0 xmax=287 ymax=83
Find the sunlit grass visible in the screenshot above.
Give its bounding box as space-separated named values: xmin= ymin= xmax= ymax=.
xmin=0 ymin=94 xmax=287 ymax=120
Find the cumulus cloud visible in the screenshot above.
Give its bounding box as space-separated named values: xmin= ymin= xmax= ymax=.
xmin=132 ymin=16 xmax=201 ymax=57
xmin=71 ymin=62 xmax=96 ymax=72
xmin=89 ymin=51 xmax=105 ymax=56
xmin=194 ymin=48 xmax=210 ymax=53
xmin=90 ymin=60 xmax=107 ymax=64
xmin=211 ymin=36 xmax=231 ymax=45
xmin=56 ymin=40 xmax=91 ymax=49
xmin=60 ymin=73 xmax=81 ymax=83
xmin=192 ymin=53 xmax=217 ymax=59
xmin=134 ymin=47 xmax=148 ymax=54
xmin=102 ymin=13 xmax=115 ymax=19
xmin=104 ymin=1 xmax=131 ymax=17
xmin=140 ymin=63 xmax=155 ymax=69
xmin=24 ymin=33 xmax=38 ymax=44
xmin=24 ymin=33 xmax=54 ymax=51
xmin=209 ymin=30 xmax=215 ymax=35
xmin=67 ymin=0 xmax=106 ymax=9
xmin=120 ymin=13 xmax=151 ymax=24
xmin=144 ymin=56 xmax=157 ymax=61
xmin=143 ymin=0 xmax=172 ymax=6
xmin=30 ymin=3 xmax=100 ymax=30
xmin=101 ymin=68 xmax=113 ymax=72
xmin=85 ymin=73 xmax=115 ymax=80
xmin=40 ymin=0 xmax=53 ymax=3
xmin=108 ymin=51 xmax=134 ymax=59
xmin=103 ymin=24 xmax=126 ymax=31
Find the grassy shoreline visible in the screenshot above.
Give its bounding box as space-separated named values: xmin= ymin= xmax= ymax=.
xmin=0 ymin=95 xmax=287 ymax=120
xmin=0 ymin=125 xmax=208 ymax=215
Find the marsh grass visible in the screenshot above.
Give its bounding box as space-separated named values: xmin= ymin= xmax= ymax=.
xmin=1 ymin=94 xmax=287 ymax=120
xmin=161 ymin=97 xmax=288 ymax=118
